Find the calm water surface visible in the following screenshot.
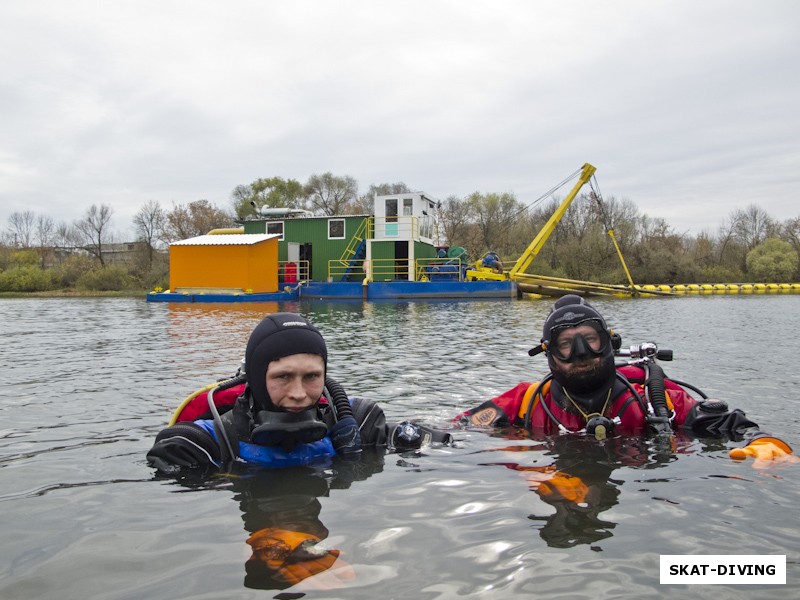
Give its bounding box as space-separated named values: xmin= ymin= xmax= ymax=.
xmin=1 ymin=295 xmax=799 ymax=599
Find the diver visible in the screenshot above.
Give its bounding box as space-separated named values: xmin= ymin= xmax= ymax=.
xmin=147 ymin=312 xmax=451 ymax=473
xmin=459 ymin=295 xmax=796 ymax=466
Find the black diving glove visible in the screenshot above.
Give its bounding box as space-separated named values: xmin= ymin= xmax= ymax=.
xmin=330 ymin=416 xmax=362 ymax=458
xmin=146 ymin=422 xmax=221 ymax=473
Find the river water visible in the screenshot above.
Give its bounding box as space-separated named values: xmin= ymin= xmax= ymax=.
xmin=1 ymin=295 xmax=799 ymax=599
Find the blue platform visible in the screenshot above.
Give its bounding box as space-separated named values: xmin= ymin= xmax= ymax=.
xmin=146 ymin=279 xmax=517 ymax=303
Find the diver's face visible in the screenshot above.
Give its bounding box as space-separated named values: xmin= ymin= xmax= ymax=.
xmin=551 ymin=325 xmax=613 ymax=393
xmin=550 ymin=324 xmax=605 ymax=379
xmin=551 ymin=324 xmax=605 ymax=362
xmin=265 ymin=353 xmax=325 ymax=411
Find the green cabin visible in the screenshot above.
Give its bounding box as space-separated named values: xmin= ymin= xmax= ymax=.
xmin=242 ymin=193 xmax=442 ymax=283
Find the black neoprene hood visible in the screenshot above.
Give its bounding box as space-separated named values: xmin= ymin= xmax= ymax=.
xmin=541 ymin=294 xmax=609 ymax=345
xmin=244 ymin=313 xmax=328 ymax=411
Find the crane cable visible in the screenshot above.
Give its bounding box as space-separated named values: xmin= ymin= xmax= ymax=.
xmin=589 ymin=176 xmax=638 ymax=292
xmin=511 ymin=166 xmax=584 ymax=220
xmin=484 ymin=166 xmax=586 ymax=248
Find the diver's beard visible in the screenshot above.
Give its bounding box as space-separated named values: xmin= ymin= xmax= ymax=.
xmin=551 ymin=353 xmax=615 ymax=395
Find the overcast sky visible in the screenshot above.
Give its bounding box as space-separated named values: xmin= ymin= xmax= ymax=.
xmin=2 ymin=1 xmax=798 ymax=241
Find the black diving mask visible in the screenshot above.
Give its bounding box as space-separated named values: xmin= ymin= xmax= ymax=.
xmin=550 ymin=323 xmax=610 ymax=363
xmin=251 ymin=409 xmax=328 ymax=451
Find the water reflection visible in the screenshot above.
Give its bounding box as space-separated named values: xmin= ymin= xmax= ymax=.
xmin=478 ymin=433 xmax=679 ymax=548
xmin=158 ymin=451 xmax=386 ymax=591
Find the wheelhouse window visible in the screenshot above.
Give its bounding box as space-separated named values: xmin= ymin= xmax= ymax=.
xmin=328 ymin=219 xmax=345 ymax=239
xmin=385 ymin=198 xmax=398 ymax=222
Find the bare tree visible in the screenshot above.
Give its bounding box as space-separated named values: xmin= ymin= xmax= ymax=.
xmin=74 ymin=204 xmax=114 ymax=266
xmin=732 ymin=204 xmax=772 ymax=252
xmin=35 ymin=215 xmax=55 ymax=268
xmin=438 ymin=195 xmax=473 ymax=249
xmin=54 ymin=221 xmax=81 ymax=250
xmin=134 ymin=200 xmax=166 ymax=270
xmin=305 ymin=173 xmax=358 ymax=215
xmin=466 ymin=191 xmax=523 ymax=256
xmin=783 ymin=216 xmax=800 ymax=257
xmin=715 ymin=215 xmax=743 ymax=270
xmin=164 ymin=200 xmax=233 ymax=242
xmin=7 ymin=211 xmax=36 ymax=248
xmin=354 ymin=182 xmax=412 ymax=215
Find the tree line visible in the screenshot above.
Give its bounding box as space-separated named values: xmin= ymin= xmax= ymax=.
xmin=1 ymin=171 xmax=798 ymax=293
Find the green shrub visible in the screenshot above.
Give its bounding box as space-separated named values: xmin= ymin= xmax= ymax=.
xmin=9 ymin=249 xmax=39 ymax=267
xmin=141 ymin=269 xmax=170 ymax=290
xmin=0 ymin=265 xmax=56 ymax=292
xmin=51 ymin=255 xmax=96 ymax=288
xmin=746 ymin=238 xmax=799 ymax=282
xmin=701 ymin=265 xmax=744 ymax=283
xmin=76 ymin=266 xmax=134 ymax=291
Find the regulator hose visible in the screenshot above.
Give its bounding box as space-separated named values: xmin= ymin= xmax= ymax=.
xmin=208 ymin=373 xmax=248 ymax=463
xmin=645 ymin=362 xmax=672 ymax=435
xmin=324 ymin=377 xmax=354 ymax=421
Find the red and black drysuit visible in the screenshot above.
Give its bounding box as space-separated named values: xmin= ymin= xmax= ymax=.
xmin=460 ymin=365 xmax=773 ymax=443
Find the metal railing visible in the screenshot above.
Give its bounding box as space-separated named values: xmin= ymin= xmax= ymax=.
xmin=279 ymin=260 xmax=310 ymax=283
xmin=370 ymin=216 xmax=420 ymax=240
xmin=415 ymin=257 xmax=465 ymax=281
xmin=327 ymin=257 xmax=466 ymax=282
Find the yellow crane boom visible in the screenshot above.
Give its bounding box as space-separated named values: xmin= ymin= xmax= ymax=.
xmin=465 ymin=163 xmax=596 ymax=282
xmin=508 ymin=162 xmax=596 ymax=278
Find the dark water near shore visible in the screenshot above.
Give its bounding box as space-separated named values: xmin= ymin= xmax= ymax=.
xmin=1 ymin=295 xmax=799 ymax=599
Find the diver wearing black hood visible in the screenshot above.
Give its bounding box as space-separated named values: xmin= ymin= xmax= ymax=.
xmin=147 ymin=312 xmax=452 ymax=473
xmin=540 ymin=295 xmax=622 ymax=418
xmin=245 ymin=313 xmax=329 ymax=412
xmin=458 ymin=295 xmax=795 ymax=466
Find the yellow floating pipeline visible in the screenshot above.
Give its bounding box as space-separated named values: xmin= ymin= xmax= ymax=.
xmin=207 ymin=227 xmax=245 ymax=235
xmin=578 ymin=281 xmax=799 ymax=298
xmin=641 ymin=282 xmax=799 ymax=296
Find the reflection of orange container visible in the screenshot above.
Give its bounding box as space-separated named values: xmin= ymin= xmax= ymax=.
xmin=284 ymin=263 xmax=297 ymax=283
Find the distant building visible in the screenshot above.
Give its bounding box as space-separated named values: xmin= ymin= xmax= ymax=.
xmin=101 ymin=241 xmax=150 ymax=266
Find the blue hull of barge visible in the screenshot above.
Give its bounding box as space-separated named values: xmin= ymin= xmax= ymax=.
xmin=146 ymin=280 xmax=516 ymax=303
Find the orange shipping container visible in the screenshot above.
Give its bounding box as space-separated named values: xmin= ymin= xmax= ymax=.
xmin=169 ymin=234 xmax=280 ymax=294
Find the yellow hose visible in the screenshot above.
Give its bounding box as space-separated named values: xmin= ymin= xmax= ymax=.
xmin=168 ymin=382 xmax=219 ymax=425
